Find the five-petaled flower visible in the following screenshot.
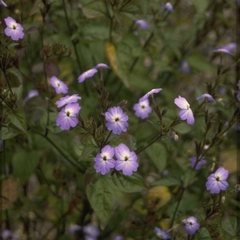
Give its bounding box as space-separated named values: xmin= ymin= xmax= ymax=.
xmin=154 ymin=227 xmax=171 ymax=239
xmin=55 ymin=94 xmax=81 ymax=108
xmin=206 ymin=167 xmax=229 ymax=194
xmin=50 ymin=76 xmax=68 ymax=94
xmin=4 ymin=16 xmax=24 ymax=41
xmin=56 ymin=103 xmax=81 ymax=130
xmin=133 ymin=99 xmax=152 ymax=119
xmin=182 ymin=217 xmax=200 ymax=235
xmin=105 ymin=106 xmax=128 ymax=135
xmin=94 ymin=145 xmax=116 ymax=175
xmin=174 ymin=96 xmax=195 ymax=125
xmin=115 ymin=143 xmax=138 ymax=176
xmin=139 ymin=88 xmax=162 ymax=102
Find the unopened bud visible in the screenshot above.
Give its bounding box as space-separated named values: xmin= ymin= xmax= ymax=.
xmin=235 ymin=184 xmax=240 ymax=194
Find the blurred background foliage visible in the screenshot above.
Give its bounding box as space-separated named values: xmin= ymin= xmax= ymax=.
xmin=0 ymin=0 xmax=239 ymax=239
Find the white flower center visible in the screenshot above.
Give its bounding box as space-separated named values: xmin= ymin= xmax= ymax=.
xmin=186 ymin=103 xmax=190 ymax=109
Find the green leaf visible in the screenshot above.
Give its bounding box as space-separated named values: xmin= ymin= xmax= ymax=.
xmin=221 ymin=216 xmax=238 ymax=236
xmin=153 ymin=177 xmax=181 ymax=187
xmin=181 ymin=169 xmax=196 ymax=187
xmin=196 ymin=227 xmax=213 ymax=240
xmin=146 ymin=143 xmax=167 ymax=171
xmin=190 ymin=0 xmax=208 ymax=14
xmin=173 ymin=122 xmax=192 ymax=134
xmin=109 ymin=173 xmax=146 ymax=192
xmin=187 ymin=54 xmax=215 ymax=73
xmin=0 ymin=126 xmax=21 ymax=140
xmin=12 ymin=150 xmax=40 ymax=183
xmin=7 ymin=67 xmax=23 ymax=83
xmin=12 ymin=85 xmax=23 ymax=101
xmin=140 ymin=0 xmax=148 ymax=15
xmin=8 ymin=108 xmax=27 ymax=133
xmin=86 ymin=175 xmax=119 ymax=224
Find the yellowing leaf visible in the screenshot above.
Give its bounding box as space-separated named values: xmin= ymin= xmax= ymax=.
xmin=105 ymin=41 xmax=129 ymax=88
xmin=1 ymin=178 xmax=19 ymax=209
xmin=146 ymin=186 xmax=171 ymax=210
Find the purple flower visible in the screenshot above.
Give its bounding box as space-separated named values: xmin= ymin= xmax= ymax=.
xmin=56 ymin=103 xmax=81 ymax=130
xmin=139 ymin=88 xmax=162 ymax=102
xmin=133 ymin=99 xmax=152 ymax=119
xmin=111 ymin=234 xmax=124 ymax=240
xmin=55 ymin=94 xmax=81 ymax=108
xmin=83 ymin=224 xmax=100 ymax=238
xmin=1 ymin=229 xmax=12 ymax=240
xmin=0 ymin=0 xmax=7 ymax=7
xmin=105 ymin=107 xmax=128 ymax=135
xmin=212 ymin=43 xmax=236 ymax=56
xmin=4 ymin=17 xmax=24 ymax=41
xmin=179 ymin=60 xmax=191 ymax=74
xmin=24 ymin=89 xmax=39 ymax=102
xmin=78 ymin=68 xmax=98 ymax=83
xmin=135 ymin=19 xmax=149 ymax=29
xmin=182 ymin=217 xmax=200 ymax=235
xmin=50 ymin=76 xmax=68 ymax=94
xmin=94 ymin=145 xmax=116 ymax=175
xmin=190 ymin=156 xmax=207 ymax=170
xmin=174 ymin=96 xmax=195 ymax=125
xmin=162 ymin=2 xmax=174 ymax=12
xmin=206 ymin=167 xmax=229 ymax=194
xmin=69 ymin=224 xmax=82 ymax=235
xmin=95 ymin=63 xmax=110 ymax=69
xmin=153 ymin=227 xmax=171 ymax=239
xmin=85 ymin=236 xmax=97 ymax=240
xmin=196 ymin=93 xmax=215 ymax=102
xmin=115 ymin=143 xmax=138 ymax=176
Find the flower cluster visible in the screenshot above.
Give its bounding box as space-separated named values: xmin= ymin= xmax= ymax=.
xmin=94 ymin=143 xmax=138 ymax=176
xmin=4 ymin=17 xmax=24 ymax=41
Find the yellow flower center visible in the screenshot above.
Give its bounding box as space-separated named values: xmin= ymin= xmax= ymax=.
xmin=124 ymin=156 xmax=128 ymax=161
xmin=12 ymin=24 xmax=16 ymax=30
xmin=66 ymin=111 xmax=70 ymax=117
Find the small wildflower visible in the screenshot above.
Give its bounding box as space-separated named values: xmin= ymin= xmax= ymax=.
xmin=1 ymin=229 xmax=12 ymax=240
xmin=182 ymin=217 xmax=200 ymax=235
xmin=162 ymin=2 xmax=174 ymax=12
xmin=190 ymin=156 xmax=207 ymax=170
xmin=56 ymin=103 xmax=81 ymax=130
xmin=4 ymin=16 xmax=24 ymax=41
xmin=94 ymin=145 xmax=116 ymax=175
xmin=78 ymin=68 xmax=98 ymax=83
xmin=110 ymin=234 xmax=124 ymax=240
xmin=139 ymin=88 xmax=162 ymax=102
xmin=0 ymin=0 xmax=7 ymax=7
xmin=133 ymin=99 xmax=152 ymax=119
xmin=196 ymin=93 xmax=215 ymax=102
xmin=115 ymin=143 xmax=138 ymax=176
xmin=24 ymin=90 xmax=39 ymax=102
xmin=179 ymin=60 xmax=191 ymax=74
xmin=212 ymin=42 xmax=236 ymax=56
xmin=206 ymin=167 xmax=229 ymax=194
xmin=135 ymin=19 xmax=149 ymax=29
xmin=50 ymin=76 xmax=68 ymax=94
xmin=174 ymin=96 xmax=195 ymax=125
xmin=105 ymin=106 xmax=128 ymax=135
xmin=69 ymin=224 xmax=81 ymax=236
xmin=154 ymin=227 xmax=171 ymax=239
xmin=95 ymin=63 xmax=110 ymax=69
xmin=83 ymin=224 xmax=100 ymax=238
xmin=55 ymin=94 xmax=81 ymax=108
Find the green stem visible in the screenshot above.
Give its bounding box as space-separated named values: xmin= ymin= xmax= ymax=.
xmin=136 ymin=133 xmax=163 ymax=154
xmin=170 ymin=187 xmax=185 ymax=227
xmin=31 ymin=128 xmax=85 ymax=173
